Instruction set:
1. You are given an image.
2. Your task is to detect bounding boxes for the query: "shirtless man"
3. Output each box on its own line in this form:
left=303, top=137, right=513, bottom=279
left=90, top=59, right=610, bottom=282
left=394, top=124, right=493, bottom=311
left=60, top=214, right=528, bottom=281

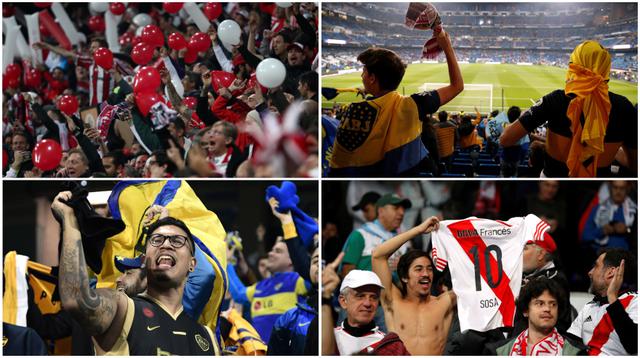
left=371, top=216, right=456, bottom=355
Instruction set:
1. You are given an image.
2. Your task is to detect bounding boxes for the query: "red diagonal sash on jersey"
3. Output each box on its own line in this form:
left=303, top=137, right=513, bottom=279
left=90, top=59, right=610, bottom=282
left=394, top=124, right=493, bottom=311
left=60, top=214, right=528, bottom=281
left=587, top=295, right=634, bottom=355
left=448, top=219, right=516, bottom=327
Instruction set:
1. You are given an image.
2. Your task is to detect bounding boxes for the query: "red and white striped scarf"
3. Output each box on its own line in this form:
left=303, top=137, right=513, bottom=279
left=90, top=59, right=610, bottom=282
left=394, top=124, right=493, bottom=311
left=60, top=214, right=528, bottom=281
left=510, top=328, right=564, bottom=356
left=89, top=63, right=112, bottom=106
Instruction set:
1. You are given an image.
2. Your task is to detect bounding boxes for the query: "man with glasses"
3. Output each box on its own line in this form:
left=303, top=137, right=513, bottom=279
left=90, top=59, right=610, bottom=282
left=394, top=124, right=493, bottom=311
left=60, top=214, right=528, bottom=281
left=53, top=191, right=219, bottom=355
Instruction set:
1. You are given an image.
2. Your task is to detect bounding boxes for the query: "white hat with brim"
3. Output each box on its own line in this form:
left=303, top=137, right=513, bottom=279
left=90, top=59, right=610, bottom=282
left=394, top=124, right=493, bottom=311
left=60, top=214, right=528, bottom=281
left=340, top=269, right=385, bottom=292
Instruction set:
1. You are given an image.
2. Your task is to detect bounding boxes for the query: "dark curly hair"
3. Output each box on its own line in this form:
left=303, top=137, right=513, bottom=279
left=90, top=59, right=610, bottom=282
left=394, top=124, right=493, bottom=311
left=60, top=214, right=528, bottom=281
left=516, top=277, right=567, bottom=316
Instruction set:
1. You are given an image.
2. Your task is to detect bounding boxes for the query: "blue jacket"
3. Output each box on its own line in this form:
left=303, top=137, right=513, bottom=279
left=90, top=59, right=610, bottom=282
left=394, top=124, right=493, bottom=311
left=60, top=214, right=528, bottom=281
left=266, top=300, right=317, bottom=355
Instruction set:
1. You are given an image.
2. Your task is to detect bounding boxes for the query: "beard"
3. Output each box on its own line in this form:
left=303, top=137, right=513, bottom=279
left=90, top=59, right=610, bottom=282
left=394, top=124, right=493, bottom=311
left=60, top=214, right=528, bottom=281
left=588, top=280, right=605, bottom=296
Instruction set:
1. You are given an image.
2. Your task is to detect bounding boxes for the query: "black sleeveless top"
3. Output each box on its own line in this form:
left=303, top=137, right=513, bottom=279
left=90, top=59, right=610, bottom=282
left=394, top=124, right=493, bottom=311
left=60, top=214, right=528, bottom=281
left=126, top=295, right=215, bottom=355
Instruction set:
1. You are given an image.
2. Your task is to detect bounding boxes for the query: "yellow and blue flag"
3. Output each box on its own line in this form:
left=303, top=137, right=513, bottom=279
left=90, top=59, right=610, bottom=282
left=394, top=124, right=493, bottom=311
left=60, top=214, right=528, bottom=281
left=329, top=91, right=428, bottom=176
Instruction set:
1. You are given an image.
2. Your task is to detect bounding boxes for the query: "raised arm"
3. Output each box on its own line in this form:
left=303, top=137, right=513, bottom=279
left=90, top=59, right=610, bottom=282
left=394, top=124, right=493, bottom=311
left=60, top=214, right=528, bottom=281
left=371, top=216, right=439, bottom=300
left=33, top=42, right=77, bottom=61
left=435, top=30, right=464, bottom=106
left=269, top=198, right=311, bottom=283
left=52, top=191, right=125, bottom=338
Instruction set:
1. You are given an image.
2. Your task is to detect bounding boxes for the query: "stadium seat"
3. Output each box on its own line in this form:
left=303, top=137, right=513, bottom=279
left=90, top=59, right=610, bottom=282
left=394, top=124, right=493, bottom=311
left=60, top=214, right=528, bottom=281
left=476, top=163, right=500, bottom=176
left=442, top=173, right=466, bottom=178
left=451, top=163, right=474, bottom=177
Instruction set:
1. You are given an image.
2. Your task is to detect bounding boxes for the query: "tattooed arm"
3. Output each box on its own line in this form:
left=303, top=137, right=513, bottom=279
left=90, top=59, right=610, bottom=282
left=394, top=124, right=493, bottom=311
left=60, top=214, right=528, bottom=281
left=52, top=191, right=127, bottom=343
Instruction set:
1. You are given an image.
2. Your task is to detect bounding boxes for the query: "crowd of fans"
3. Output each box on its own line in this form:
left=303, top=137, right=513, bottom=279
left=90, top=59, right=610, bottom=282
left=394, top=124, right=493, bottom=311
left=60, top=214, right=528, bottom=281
left=324, top=101, right=636, bottom=178
left=322, top=181, right=638, bottom=355
left=323, top=2, right=638, bottom=75
left=3, top=3, right=319, bottom=178
left=3, top=180, right=319, bottom=355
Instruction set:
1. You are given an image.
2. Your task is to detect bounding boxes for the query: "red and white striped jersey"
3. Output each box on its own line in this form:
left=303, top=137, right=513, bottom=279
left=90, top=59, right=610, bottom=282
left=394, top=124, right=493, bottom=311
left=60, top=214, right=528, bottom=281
left=77, top=55, right=112, bottom=106
left=431, top=214, right=549, bottom=332
left=567, top=292, right=637, bottom=355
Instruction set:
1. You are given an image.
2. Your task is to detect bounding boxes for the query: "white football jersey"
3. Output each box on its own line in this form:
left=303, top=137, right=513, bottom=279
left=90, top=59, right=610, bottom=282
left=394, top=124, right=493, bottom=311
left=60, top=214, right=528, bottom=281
left=431, top=214, right=549, bottom=332
left=568, top=292, right=637, bottom=355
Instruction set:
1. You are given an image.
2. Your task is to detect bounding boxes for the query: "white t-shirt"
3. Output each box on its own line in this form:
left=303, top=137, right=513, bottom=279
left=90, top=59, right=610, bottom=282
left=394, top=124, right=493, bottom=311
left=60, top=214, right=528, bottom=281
left=568, top=292, right=637, bottom=355
left=431, top=214, right=549, bottom=332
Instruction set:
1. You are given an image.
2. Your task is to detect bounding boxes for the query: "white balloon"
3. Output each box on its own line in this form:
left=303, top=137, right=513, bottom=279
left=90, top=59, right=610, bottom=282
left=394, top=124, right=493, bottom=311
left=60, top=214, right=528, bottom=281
left=132, top=13, right=152, bottom=27
left=135, top=26, right=144, bottom=37
left=256, top=58, right=287, bottom=89
left=218, top=20, right=241, bottom=46
left=89, top=3, right=109, bottom=13
left=277, top=2, right=293, bottom=8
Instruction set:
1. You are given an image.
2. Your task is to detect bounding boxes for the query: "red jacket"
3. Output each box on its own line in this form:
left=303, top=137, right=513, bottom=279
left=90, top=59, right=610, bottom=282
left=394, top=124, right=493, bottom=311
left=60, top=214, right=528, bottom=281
left=211, top=96, right=253, bottom=151
left=360, top=332, right=411, bottom=356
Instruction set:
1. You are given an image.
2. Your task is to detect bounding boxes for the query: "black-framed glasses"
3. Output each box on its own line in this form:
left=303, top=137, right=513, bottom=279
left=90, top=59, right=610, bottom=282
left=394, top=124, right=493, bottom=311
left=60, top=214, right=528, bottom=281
left=148, top=234, right=189, bottom=249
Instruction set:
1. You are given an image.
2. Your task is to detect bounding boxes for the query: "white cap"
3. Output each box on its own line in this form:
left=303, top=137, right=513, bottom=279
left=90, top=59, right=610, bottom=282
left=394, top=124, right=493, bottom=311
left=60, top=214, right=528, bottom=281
left=340, top=270, right=385, bottom=292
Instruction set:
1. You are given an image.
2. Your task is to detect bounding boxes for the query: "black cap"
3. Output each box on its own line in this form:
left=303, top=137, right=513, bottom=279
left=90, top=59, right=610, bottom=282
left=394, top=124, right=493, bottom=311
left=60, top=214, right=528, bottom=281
left=376, top=193, right=412, bottom=209
left=352, top=191, right=382, bottom=211
left=114, top=254, right=145, bottom=273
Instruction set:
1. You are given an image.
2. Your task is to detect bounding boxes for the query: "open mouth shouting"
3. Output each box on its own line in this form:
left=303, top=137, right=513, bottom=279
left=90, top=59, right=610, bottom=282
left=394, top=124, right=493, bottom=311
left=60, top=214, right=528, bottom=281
left=155, top=253, right=177, bottom=270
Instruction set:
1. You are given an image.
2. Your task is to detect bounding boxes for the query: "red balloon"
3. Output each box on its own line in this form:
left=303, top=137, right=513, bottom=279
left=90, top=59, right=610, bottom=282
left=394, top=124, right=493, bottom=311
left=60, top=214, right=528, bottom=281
left=88, top=15, right=105, bottom=32
left=5, top=75, right=19, bottom=89
left=183, top=48, right=198, bottom=64
left=188, top=32, right=211, bottom=53
left=109, top=2, right=126, bottom=16
left=93, top=47, right=113, bottom=70
left=119, top=32, right=134, bottom=46
left=182, top=96, right=197, bottom=109
left=5, top=63, right=22, bottom=80
left=34, top=3, right=52, bottom=8
left=25, top=69, right=42, bottom=88
left=131, top=42, right=154, bottom=65
left=39, top=22, right=51, bottom=37
left=247, top=73, right=268, bottom=94
left=211, top=71, right=235, bottom=94
left=3, top=6, right=14, bottom=17
left=132, top=35, right=143, bottom=46
left=202, top=3, right=222, bottom=21
left=133, top=66, right=161, bottom=93
left=163, top=3, right=184, bottom=14
left=57, top=95, right=79, bottom=115
left=135, top=91, right=165, bottom=116
left=167, top=32, right=187, bottom=50
left=141, top=25, right=164, bottom=48
left=32, top=139, right=63, bottom=171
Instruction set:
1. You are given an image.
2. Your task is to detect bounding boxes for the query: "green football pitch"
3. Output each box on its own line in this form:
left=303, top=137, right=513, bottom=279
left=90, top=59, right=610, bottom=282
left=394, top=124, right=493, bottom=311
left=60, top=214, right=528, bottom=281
left=322, top=63, right=638, bottom=113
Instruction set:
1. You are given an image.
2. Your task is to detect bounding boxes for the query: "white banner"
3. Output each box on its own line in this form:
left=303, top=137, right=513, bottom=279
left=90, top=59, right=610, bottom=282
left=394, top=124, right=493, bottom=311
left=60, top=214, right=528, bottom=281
left=3, top=17, right=32, bottom=61
left=2, top=19, right=19, bottom=72
left=51, top=3, right=86, bottom=45
left=163, top=57, right=185, bottom=98
left=105, top=11, right=122, bottom=53
left=25, top=13, right=43, bottom=64
left=182, top=3, right=211, bottom=33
